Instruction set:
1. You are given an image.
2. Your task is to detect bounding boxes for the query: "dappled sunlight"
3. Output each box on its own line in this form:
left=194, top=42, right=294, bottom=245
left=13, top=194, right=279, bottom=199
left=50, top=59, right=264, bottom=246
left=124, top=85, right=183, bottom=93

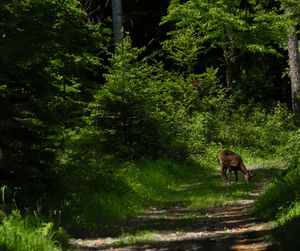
left=71, top=167, right=277, bottom=250
left=1, top=0, right=298, bottom=250
left=71, top=202, right=273, bottom=251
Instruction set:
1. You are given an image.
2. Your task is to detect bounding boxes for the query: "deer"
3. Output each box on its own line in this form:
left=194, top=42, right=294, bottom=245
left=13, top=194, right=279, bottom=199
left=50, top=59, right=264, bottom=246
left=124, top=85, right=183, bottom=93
left=218, top=150, right=255, bottom=185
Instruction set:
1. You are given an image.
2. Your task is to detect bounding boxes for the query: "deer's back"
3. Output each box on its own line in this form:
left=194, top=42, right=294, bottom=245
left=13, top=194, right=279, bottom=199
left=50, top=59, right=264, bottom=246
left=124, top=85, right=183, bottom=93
left=218, top=150, right=242, bottom=168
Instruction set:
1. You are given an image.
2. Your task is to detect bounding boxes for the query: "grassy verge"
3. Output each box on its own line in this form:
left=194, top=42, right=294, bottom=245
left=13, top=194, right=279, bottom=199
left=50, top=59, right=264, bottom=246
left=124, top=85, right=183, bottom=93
left=70, top=155, right=281, bottom=249
left=251, top=157, right=300, bottom=249
left=164, top=154, right=281, bottom=211
left=63, top=147, right=283, bottom=238
left=0, top=210, right=67, bottom=251
left=62, top=158, right=206, bottom=236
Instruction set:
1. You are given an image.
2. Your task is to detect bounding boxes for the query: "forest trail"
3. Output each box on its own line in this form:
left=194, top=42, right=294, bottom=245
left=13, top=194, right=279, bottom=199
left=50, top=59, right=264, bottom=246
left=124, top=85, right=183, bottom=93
left=72, top=174, right=276, bottom=251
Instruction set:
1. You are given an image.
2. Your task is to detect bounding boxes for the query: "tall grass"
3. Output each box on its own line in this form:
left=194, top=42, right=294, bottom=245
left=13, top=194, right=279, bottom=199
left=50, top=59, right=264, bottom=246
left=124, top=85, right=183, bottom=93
left=252, top=160, right=300, bottom=218
left=0, top=210, right=62, bottom=251
left=251, top=156, right=300, bottom=249
left=60, top=158, right=206, bottom=235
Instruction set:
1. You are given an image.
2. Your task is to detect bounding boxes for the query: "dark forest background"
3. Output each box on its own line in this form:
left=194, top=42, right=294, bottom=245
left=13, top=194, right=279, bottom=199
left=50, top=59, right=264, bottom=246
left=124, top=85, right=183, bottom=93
left=0, top=0, right=299, bottom=249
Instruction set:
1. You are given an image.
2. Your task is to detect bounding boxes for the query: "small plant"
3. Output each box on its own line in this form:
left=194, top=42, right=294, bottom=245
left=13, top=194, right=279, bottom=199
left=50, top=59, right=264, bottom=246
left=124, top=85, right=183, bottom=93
left=0, top=210, right=61, bottom=251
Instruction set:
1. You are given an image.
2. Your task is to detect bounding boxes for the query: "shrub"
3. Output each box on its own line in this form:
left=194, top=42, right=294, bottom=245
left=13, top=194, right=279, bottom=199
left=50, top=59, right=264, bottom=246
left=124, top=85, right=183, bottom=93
left=252, top=160, right=300, bottom=219
left=251, top=157, right=300, bottom=249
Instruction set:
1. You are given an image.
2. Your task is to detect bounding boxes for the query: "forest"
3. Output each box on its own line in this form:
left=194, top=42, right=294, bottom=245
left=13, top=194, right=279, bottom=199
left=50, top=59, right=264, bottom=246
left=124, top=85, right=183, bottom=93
left=0, top=0, right=300, bottom=250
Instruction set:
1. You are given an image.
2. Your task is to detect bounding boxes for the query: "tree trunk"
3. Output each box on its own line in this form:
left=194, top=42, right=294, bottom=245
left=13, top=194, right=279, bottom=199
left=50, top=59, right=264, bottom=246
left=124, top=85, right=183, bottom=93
left=223, top=47, right=235, bottom=90
left=112, top=0, right=123, bottom=50
left=285, top=7, right=300, bottom=116
left=222, top=25, right=239, bottom=91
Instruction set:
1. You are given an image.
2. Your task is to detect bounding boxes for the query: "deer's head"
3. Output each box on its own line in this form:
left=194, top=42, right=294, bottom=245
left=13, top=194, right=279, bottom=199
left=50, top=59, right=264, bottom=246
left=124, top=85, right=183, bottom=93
left=245, top=170, right=255, bottom=182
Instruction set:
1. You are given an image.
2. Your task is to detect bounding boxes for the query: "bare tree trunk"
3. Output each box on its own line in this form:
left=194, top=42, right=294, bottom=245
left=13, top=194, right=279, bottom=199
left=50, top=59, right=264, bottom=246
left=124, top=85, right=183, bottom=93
left=112, top=0, right=123, bottom=50
left=285, top=7, right=300, bottom=116
left=223, top=47, right=235, bottom=90
left=222, top=25, right=239, bottom=91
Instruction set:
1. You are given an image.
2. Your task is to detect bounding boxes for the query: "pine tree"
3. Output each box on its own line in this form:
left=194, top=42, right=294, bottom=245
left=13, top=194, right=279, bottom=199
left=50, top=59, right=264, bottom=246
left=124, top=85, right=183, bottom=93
left=0, top=0, right=107, bottom=207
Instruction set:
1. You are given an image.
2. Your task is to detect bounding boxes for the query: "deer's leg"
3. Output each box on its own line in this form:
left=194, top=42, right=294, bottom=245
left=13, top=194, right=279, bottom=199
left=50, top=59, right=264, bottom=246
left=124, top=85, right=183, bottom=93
left=221, top=166, right=228, bottom=185
left=228, top=167, right=232, bottom=185
left=235, top=170, right=238, bottom=184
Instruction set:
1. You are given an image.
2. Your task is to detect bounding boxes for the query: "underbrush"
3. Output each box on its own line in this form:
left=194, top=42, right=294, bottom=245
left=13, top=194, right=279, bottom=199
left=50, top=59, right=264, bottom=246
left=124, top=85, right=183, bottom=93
left=59, top=157, right=206, bottom=235
left=251, top=145, right=300, bottom=249
left=3, top=93, right=291, bottom=241
left=60, top=152, right=278, bottom=237
left=0, top=210, right=66, bottom=251
left=56, top=101, right=296, bottom=236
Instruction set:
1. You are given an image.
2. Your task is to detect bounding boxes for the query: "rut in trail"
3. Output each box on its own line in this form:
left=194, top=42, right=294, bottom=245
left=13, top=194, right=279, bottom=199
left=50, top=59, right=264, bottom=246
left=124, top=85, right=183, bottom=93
left=72, top=178, right=276, bottom=250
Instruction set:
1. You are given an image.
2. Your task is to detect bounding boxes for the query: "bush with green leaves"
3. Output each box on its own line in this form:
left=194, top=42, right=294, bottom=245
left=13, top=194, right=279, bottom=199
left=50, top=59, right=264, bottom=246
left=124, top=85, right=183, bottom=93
left=251, top=127, right=300, bottom=219
left=251, top=155, right=300, bottom=249
left=252, top=162, right=300, bottom=218
left=211, top=103, right=295, bottom=155
left=272, top=200, right=300, bottom=249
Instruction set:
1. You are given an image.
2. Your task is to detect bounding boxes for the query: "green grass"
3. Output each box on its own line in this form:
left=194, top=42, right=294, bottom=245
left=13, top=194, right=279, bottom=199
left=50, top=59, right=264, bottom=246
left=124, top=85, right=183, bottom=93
left=164, top=164, right=276, bottom=210
left=113, top=230, right=157, bottom=246
left=252, top=160, right=300, bottom=219
left=78, top=157, right=279, bottom=247
left=63, top=152, right=281, bottom=239
left=0, top=210, right=62, bottom=251
left=251, top=158, right=300, bottom=249
left=58, top=144, right=286, bottom=251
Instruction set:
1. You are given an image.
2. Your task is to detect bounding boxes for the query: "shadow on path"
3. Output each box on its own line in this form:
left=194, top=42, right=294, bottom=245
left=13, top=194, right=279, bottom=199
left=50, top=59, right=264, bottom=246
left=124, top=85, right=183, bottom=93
left=72, top=168, right=278, bottom=250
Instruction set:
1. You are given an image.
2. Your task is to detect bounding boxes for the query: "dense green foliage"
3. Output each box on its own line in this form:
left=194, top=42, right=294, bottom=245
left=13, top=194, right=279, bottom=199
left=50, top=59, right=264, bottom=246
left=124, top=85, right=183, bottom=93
left=251, top=131, right=300, bottom=249
left=0, top=210, right=66, bottom=251
left=0, top=0, right=299, bottom=249
left=0, top=0, right=108, bottom=209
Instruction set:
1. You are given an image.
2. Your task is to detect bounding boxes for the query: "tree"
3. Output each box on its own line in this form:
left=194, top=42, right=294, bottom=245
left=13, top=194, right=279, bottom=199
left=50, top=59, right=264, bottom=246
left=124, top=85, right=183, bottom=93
left=94, top=35, right=167, bottom=157
left=161, top=0, right=255, bottom=88
left=284, top=5, right=300, bottom=115
left=93, top=34, right=201, bottom=158
left=161, top=0, right=286, bottom=92
left=255, top=0, right=300, bottom=114
left=0, top=0, right=107, bottom=208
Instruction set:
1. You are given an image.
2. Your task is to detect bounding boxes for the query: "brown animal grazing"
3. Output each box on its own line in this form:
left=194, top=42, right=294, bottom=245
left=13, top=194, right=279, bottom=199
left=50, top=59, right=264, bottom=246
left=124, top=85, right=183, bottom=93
left=218, top=150, right=255, bottom=185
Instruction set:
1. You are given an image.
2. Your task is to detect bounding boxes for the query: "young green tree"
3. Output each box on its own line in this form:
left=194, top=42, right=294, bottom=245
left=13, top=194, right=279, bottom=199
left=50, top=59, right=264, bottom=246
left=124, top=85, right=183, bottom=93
left=93, top=34, right=200, bottom=159
left=94, top=35, right=165, bottom=157
left=161, top=0, right=286, bottom=90
left=161, top=0, right=255, bottom=87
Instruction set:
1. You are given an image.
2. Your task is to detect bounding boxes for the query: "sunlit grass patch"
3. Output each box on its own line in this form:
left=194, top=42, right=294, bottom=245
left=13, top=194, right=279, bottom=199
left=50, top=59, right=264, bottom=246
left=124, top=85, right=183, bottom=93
left=113, top=230, right=156, bottom=246
left=73, top=158, right=281, bottom=247
left=172, top=171, right=260, bottom=210
left=164, top=162, right=279, bottom=214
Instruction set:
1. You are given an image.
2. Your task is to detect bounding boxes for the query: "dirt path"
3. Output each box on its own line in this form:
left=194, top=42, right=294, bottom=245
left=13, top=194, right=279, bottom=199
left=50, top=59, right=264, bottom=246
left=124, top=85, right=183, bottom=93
left=72, top=179, right=276, bottom=250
